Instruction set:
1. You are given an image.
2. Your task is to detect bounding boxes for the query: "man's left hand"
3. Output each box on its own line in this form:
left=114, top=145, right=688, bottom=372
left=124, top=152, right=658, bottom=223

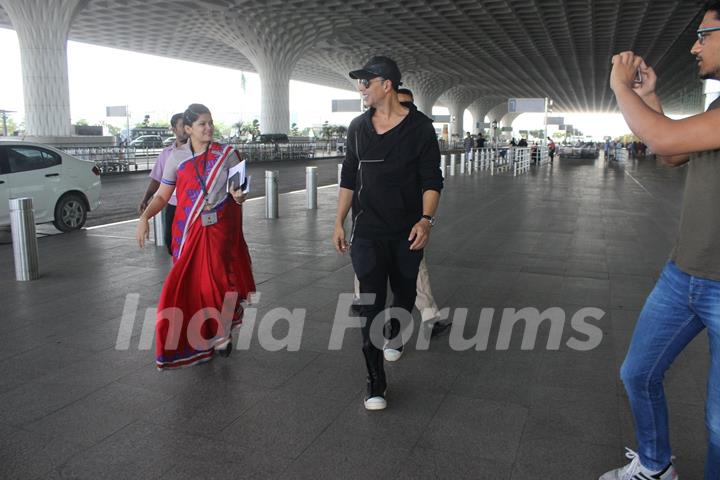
left=409, top=219, right=431, bottom=250
left=610, top=51, right=644, bottom=92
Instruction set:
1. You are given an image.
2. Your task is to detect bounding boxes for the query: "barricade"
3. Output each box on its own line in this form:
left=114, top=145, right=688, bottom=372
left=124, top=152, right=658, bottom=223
left=513, top=147, right=531, bottom=176
left=449, top=154, right=457, bottom=176
left=306, top=166, right=317, bottom=209
left=9, top=198, right=40, bottom=281
left=265, top=170, right=279, bottom=218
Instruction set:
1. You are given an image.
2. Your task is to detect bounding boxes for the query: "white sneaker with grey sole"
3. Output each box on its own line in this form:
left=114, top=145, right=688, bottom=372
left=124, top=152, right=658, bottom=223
left=599, top=448, right=678, bottom=480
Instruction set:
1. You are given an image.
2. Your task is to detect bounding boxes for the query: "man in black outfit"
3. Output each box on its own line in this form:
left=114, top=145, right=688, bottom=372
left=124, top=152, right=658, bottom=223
left=333, top=56, right=443, bottom=410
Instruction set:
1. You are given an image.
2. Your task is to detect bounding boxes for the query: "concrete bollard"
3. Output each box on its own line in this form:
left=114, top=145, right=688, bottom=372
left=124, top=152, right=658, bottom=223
left=265, top=170, right=279, bottom=219
left=306, top=166, right=318, bottom=209
left=440, top=154, right=448, bottom=177
left=337, top=163, right=343, bottom=186
left=449, top=153, right=457, bottom=176
left=153, top=207, right=166, bottom=247
left=460, top=154, right=466, bottom=174
left=9, top=198, right=40, bottom=281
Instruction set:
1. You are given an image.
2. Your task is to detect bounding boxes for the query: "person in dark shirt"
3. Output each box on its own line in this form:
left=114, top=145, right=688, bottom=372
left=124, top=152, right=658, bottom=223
left=333, top=56, right=443, bottom=411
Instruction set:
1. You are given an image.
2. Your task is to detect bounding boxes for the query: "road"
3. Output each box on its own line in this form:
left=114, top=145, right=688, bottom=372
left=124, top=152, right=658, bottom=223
left=85, top=156, right=343, bottom=227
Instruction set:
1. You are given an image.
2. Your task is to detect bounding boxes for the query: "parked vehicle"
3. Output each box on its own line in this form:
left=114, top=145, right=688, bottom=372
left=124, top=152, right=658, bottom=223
left=162, top=136, right=175, bottom=147
left=558, top=142, right=599, bottom=158
left=0, top=141, right=101, bottom=231
left=129, top=135, right=163, bottom=148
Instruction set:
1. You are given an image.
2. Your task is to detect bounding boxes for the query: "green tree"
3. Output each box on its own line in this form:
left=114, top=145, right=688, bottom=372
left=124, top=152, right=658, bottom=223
left=235, top=119, right=260, bottom=141
left=1, top=115, right=18, bottom=136
left=98, top=121, right=121, bottom=136
left=213, top=121, right=231, bottom=139
left=75, top=118, right=89, bottom=126
left=290, top=122, right=300, bottom=136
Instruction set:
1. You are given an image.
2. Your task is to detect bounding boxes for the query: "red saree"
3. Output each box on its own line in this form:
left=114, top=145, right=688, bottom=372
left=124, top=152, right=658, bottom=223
left=155, top=143, right=255, bottom=370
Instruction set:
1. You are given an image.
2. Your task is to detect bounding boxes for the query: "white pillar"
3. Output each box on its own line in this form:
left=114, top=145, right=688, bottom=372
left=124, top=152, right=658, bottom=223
left=0, top=0, right=86, bottom=137
left=257, top=64, right=291, bottom=135
left=449, top=103, right=466, bottom=139
left=415, top=93, right=439, bottom=117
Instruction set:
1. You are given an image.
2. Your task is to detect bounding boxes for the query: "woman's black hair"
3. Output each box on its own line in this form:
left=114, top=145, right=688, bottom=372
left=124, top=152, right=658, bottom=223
left=183, top=103, right=211, bottom=127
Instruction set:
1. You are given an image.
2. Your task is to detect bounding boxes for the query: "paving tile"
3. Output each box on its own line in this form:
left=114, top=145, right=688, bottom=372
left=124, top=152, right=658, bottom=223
left=0, top=423, right=86, bottom=480
left=277, top=426, right=411, bottom=479
left=24, top=382, right=172, bottom=447
left=395, top=446, right=513, bottom=480
left=222, top=389, right=347, bottom=459
left=418, top=394, right=527, bottom=463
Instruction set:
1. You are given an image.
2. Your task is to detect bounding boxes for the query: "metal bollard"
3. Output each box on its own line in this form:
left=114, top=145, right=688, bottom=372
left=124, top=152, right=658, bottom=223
left=306, top=166, right=317, bottom=209
left=474, top=155, right=479, bottom=172
left=265, top=170, right=279, bottom=219
left=337, top=163, right=343, bottom=185
left=440, top=154, right=448, bottom=177
left=9, top=197, right=40, bottom=281
left=449, top=154, right=457, bottom=176
left=153, top=207, right=166, bottom=247
left=460, top=154, right=466, bottom=174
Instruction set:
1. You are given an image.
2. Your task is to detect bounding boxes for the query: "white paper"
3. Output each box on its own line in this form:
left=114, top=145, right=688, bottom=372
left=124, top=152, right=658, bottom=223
left=227, top=160, right=248, bottom=193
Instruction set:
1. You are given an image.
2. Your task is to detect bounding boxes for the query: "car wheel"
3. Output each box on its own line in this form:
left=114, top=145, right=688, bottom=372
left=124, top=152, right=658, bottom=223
left=53, top=193, right=87, bottom=232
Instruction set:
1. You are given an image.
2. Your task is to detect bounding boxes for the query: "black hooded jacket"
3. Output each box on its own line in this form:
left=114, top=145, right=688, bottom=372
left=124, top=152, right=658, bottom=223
left=340, top=103, right=443, bottom=240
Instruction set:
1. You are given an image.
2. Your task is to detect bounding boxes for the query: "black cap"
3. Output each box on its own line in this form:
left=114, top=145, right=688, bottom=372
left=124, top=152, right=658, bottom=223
left=349, top=56, right=402, bottom=86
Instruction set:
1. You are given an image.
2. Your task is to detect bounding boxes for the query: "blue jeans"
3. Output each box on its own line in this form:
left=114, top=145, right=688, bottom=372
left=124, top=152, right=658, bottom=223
left=621, top=261, right=720, bottom=478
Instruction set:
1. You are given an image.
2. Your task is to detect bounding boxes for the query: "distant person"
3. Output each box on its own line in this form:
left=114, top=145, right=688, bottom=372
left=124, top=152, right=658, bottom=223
left=464, top=131, right=474, bottom=159
left=601, top=3, right=720, bottom=479
left=547, top=137, right=556, bottom=162
left=136, top=103, right=255, bottom=369
left=476, top=132, right=486, bottom=148
left=518, top=137, right=528, bottom=147
left=138, top=113, right=186, bottom=255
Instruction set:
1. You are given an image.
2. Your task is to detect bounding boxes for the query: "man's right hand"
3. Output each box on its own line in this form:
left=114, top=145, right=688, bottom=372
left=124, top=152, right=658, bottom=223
left=333, top=224, right=348, bottom=253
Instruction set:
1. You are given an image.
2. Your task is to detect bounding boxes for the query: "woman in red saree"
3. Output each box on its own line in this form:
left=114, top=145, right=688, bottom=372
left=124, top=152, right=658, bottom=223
left=136, top=104, right=255, bottom=370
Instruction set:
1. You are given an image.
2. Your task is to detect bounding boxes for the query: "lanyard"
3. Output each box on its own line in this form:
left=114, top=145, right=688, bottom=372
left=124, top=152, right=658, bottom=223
left=190, top=143, right=212, bottom=207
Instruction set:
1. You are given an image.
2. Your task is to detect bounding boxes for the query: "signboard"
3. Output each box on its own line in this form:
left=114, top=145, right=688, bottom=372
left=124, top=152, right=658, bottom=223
left=331, top=99, right=362, bottom=113
left=559, top=124, right=572, bottom=131
left=478, top=122, right=491, bottom=128
left=547, top=116, right=564, bottom=125
left=432, top=115, right=451, bottom=123
left=106, top=105, right=127, bottom=117
left=501, top=126, right=513, bottom=132
left=508, top=98, right=545, bottom=113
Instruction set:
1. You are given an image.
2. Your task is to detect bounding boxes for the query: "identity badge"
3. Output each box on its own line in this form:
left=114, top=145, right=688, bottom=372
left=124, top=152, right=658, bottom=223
left=201, top=211, right=218, bottom=227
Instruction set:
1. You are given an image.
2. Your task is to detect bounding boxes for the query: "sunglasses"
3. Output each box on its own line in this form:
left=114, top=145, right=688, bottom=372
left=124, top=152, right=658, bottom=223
left=697, top=26, right=720, bottom=45
left=357, top=77, right=385, bottom=88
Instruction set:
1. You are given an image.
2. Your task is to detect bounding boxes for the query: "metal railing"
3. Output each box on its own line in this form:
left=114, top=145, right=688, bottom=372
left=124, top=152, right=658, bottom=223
left=229, top=142, right=317, bottom=163
left=57, top=142, right=321, bottom=174
left=59, top=145, right=163, bottom=173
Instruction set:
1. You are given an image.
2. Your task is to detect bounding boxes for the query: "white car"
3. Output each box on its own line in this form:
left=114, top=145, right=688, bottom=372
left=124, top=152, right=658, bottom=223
left=0, top=141, right=101, bottom=232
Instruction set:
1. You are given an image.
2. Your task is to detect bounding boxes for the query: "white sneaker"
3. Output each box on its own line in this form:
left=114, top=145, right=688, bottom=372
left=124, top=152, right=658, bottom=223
left=383, top=347, right=403, bottom=362
left=599, top=448, right=678, bottom=480
left=363, top=395, right=387, bottom=410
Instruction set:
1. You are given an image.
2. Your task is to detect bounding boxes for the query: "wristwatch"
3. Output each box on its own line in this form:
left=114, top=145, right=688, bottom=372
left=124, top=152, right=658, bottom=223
left=421, top=215, right=436, bottom=227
